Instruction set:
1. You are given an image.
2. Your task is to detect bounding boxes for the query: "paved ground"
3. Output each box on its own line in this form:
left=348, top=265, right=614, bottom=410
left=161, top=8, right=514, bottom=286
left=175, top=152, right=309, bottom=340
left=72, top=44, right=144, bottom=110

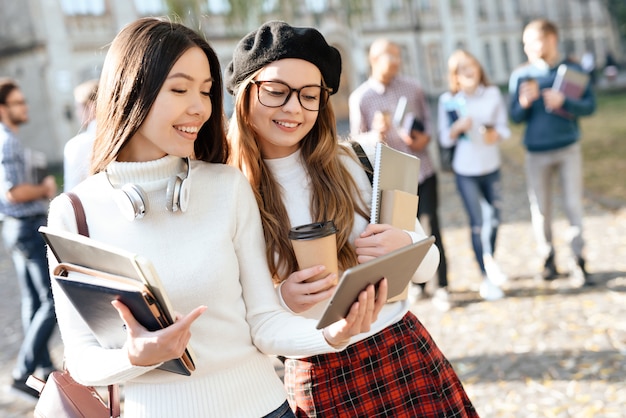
left=411, top=154, right=626, bottom=418
left=1, top=146, right=625, bottom=417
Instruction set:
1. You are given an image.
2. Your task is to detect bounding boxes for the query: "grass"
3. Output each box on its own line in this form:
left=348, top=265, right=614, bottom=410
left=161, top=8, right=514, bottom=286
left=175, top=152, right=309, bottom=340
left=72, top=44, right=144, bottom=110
left=500, top=90, right=626, bottom=209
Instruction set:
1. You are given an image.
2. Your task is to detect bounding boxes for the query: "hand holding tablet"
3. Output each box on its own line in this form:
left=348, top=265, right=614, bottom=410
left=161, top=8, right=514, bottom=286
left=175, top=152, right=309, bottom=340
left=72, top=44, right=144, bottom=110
left=317, top=236, right=435, bottom=329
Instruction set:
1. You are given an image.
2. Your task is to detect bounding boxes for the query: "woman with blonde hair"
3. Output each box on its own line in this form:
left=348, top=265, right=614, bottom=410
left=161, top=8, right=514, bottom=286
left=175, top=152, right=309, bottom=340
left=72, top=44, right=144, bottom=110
left=227, top=21, right=478, bottom=417
left=438, top=49, right=511, bottom=300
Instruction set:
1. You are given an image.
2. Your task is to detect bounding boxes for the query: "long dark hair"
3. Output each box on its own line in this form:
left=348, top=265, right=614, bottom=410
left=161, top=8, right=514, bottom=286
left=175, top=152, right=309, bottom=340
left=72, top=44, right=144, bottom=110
left=91, top=17, right=228, bottom=174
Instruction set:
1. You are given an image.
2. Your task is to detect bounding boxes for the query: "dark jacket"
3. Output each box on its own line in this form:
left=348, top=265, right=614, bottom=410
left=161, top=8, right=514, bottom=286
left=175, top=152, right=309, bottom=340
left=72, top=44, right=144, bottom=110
left=508, top=59, right=596, bottom=152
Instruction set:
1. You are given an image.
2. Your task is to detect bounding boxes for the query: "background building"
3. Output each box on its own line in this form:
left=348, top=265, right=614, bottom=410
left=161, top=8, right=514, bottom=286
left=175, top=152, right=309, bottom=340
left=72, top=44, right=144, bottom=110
left=0, top=0, right=622, bottom=167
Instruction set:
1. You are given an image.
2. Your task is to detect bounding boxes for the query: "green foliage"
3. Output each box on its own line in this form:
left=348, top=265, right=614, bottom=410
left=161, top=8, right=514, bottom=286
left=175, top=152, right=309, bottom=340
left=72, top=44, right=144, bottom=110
left=345, top=0, right=367, bottom=15
left=164, top=0, right=199, bottom=17
left=164, top=0, right=369, bottom=27
left=226, top=0, right=255, bottom=22
left=578, top=91, right=626, bottom=203
left=502, top=90, right=626, bottom=206
left=603, top=0, right=626, bottom=43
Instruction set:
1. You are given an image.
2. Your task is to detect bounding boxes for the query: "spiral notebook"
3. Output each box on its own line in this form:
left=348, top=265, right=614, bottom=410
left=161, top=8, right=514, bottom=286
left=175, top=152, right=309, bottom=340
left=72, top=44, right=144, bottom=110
left=370, top=142, right=420, bottom=224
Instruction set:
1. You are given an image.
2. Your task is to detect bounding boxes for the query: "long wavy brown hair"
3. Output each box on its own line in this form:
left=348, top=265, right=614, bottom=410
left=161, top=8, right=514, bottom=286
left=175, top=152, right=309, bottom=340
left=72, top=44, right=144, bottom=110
left=228, top=74, right=369, bottom=283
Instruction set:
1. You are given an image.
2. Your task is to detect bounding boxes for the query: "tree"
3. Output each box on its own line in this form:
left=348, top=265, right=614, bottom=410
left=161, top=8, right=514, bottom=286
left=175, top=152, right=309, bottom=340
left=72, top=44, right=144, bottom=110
left=602, top=0, right=626, bottom=54
left=163, top=0, right=203, bottom=28
left=163, top=0, right=369, bottom=29
left=0, top=0, right=38, bottom=57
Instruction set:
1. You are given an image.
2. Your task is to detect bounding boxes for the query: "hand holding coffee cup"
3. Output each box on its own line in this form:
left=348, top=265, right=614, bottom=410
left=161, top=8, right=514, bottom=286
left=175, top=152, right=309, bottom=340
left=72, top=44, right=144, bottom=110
left=289, top=221, right=339, bottom=290
left=480, top=125, right=498, bottom=144
left=372, top=111, right=392, bottom=141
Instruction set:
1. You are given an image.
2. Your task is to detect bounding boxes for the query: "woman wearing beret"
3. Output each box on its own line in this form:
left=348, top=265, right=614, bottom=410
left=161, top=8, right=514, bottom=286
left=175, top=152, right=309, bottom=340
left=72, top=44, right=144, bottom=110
left=47, top=17, right=386, bottom=418
left=226, top=21, right=478, bottom=417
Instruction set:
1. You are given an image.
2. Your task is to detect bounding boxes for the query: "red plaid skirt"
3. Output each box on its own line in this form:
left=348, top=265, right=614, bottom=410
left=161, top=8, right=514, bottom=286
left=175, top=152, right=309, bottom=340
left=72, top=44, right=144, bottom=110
left=284, top=312, right=478, bottom=417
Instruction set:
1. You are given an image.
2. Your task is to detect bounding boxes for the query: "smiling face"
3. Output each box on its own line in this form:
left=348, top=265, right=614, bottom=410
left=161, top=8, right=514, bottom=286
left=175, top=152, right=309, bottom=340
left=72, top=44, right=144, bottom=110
left=248, top=58, right=322, bottom=159
left=119, top=46, right=213, bottom=162
left=523, top=28, right=559, bottom=65
left=456, top=56, right=481, bottom=92
left=369, top=41, right=402, bottom=85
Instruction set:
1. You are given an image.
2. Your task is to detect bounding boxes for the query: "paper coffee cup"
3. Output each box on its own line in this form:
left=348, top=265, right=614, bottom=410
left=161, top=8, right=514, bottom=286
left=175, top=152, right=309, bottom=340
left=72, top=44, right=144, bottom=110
left=289, top=221, right=339, bottom=287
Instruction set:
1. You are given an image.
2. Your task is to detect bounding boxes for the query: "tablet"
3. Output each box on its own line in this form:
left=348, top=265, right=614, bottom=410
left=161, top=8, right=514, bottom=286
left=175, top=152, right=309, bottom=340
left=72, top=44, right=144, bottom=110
left=39, top=226, right=196, bottom=374
left=39, top=226, right=176, bottom=322
left=316, top=235, right=435, bottom=329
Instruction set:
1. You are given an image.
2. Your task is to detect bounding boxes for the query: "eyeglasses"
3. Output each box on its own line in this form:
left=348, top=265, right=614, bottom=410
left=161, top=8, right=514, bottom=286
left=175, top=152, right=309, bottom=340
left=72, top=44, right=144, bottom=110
left=4, top=99, right=27, bottom=107
left=375, top=53, right=400, bottom=63
left=251, top=80, right=332, bottom=112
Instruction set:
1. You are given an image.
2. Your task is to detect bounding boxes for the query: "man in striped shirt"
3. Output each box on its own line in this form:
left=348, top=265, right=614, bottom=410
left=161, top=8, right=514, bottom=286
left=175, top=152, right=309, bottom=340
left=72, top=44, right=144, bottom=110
left=349, top=39, right=451, bottom=311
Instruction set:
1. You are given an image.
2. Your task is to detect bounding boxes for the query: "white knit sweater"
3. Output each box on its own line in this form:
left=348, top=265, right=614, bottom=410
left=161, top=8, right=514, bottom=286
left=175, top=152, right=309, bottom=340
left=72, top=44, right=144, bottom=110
left=437, top=85, right=511, bottom=176
left=47, top=155, right=340, bottom=417
left=266, top=147, right=440, bottom=347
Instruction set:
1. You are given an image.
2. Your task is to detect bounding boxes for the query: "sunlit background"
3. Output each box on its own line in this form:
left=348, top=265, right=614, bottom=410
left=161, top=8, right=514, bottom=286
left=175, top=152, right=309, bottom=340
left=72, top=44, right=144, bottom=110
left=0, top=0, right=624, bottom=168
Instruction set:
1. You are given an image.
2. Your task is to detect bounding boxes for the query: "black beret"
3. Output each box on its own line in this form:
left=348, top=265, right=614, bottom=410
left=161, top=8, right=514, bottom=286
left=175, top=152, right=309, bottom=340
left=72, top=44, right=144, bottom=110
left=225, top=21, right=341, bottom=96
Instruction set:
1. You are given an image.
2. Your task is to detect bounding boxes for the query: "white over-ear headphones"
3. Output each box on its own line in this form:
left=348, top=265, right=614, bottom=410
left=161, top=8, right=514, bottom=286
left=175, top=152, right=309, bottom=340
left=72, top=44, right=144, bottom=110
left=107, top=157, right=191, bottom=221
left=165, top=157, right=191, bottom=213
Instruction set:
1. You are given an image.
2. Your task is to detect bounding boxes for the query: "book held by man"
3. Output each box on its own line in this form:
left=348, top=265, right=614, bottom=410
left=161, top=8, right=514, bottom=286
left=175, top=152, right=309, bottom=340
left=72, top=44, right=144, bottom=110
left=39, top=226, right=196, bottom=376
left=551, top=64, right=590, bottom=119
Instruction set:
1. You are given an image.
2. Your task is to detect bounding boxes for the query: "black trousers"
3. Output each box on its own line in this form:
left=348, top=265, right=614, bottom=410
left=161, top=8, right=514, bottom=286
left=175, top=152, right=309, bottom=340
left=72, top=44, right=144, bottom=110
left=417, top=174, right=448, bottom=288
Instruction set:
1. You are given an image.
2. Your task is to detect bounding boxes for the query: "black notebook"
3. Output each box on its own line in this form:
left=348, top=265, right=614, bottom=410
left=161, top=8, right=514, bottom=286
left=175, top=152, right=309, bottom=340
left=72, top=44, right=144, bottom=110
left=40, top=226, right=196, bottom=376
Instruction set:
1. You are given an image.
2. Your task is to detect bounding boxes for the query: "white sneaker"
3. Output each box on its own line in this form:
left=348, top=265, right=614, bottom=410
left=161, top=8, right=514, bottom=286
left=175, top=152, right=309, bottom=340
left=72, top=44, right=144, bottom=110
left=479, top=277, right=504, bottom=301
left=484, top=255, right=508, bottom=286
left=431, top=288, right=452, bottom=311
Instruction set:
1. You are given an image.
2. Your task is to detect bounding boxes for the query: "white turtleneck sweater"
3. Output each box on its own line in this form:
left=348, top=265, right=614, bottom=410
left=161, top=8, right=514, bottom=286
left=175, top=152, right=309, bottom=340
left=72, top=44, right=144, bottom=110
left=266, top=147, right=440, bottom=348
left=47, top=155, right=341, bottom=417
left=437, top=85, right=511, bottom=176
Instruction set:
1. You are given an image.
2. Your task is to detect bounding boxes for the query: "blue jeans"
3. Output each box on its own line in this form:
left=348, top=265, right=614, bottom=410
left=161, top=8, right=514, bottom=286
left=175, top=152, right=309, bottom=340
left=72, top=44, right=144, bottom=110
left=2, top=215, right=57, bottom=380
left=263, top=400, right=295, bottom=418
left=455, top=169, right=502, bottom=273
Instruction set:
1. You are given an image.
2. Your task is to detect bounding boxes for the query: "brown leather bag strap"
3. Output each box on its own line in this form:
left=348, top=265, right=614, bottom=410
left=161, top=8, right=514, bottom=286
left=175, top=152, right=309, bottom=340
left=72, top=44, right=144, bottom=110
left=63, top=192, right=89, bottom=237
left=348, top=140, right=374, bottom=185
left=62, top=192, right=120, bottom=418
left=109, top=384, right=121, bottom=418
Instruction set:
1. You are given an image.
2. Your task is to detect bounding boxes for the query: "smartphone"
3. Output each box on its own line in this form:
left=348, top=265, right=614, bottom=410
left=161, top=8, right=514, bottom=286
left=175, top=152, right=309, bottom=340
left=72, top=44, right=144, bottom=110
left=410, top=118, right=425, bottom=133
left=446, top=109, right=459, bottom=124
